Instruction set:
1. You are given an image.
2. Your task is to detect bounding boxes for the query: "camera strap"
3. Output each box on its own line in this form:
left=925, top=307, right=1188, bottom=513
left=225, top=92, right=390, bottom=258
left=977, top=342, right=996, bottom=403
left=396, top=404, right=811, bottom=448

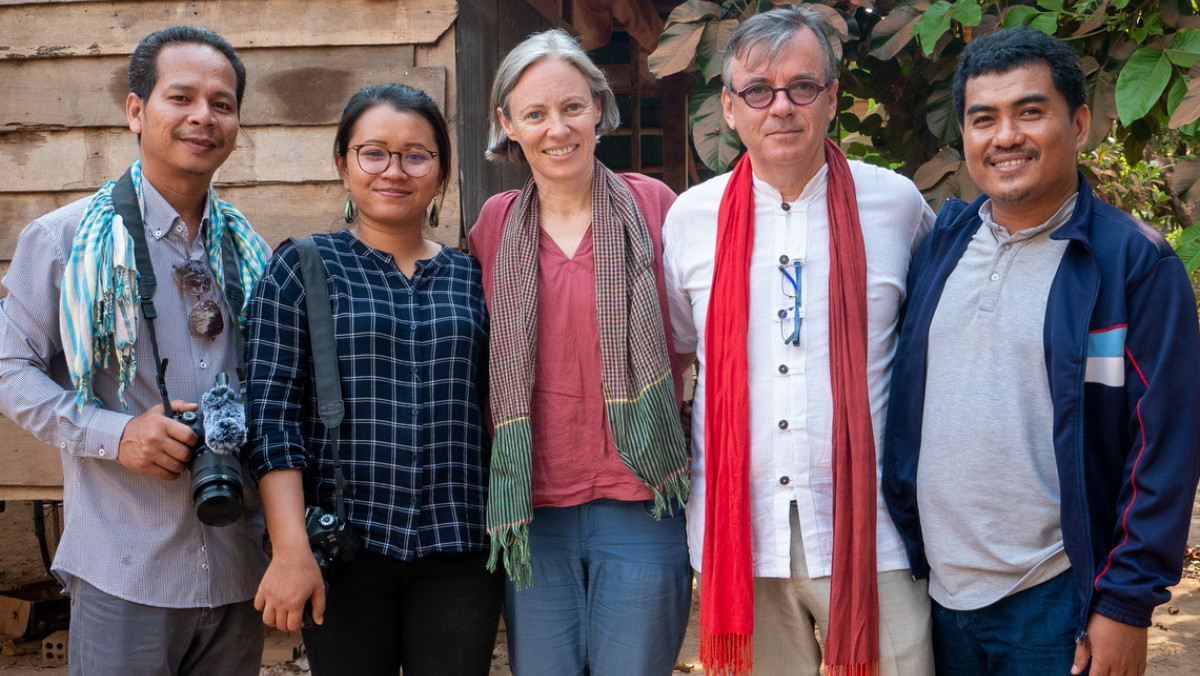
left=113, top=169, right=246, bottom=410
left=289, top=236, right=351, bottom=525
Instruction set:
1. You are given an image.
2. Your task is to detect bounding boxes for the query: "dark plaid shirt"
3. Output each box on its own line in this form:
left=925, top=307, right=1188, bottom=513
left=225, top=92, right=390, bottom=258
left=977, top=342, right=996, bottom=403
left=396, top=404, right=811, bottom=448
left=247, top=230, right=489, bottom=560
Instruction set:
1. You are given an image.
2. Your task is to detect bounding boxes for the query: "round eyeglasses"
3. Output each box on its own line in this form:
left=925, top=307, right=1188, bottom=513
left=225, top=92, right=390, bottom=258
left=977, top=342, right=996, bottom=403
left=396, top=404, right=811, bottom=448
left=731, top=80, right=828, bottom=109
left=350, top=144, right=439, bottom=177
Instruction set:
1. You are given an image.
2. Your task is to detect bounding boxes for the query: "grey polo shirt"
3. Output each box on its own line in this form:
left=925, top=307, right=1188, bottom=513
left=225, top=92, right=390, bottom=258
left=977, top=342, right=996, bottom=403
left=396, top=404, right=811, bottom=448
left=916, top=196, right=1076, bottom=611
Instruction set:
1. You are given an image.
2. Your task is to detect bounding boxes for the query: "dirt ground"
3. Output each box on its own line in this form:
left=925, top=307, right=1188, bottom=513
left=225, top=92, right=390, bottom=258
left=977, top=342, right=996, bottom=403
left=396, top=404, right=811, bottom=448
left=1, top=495, right=1197, bottom=675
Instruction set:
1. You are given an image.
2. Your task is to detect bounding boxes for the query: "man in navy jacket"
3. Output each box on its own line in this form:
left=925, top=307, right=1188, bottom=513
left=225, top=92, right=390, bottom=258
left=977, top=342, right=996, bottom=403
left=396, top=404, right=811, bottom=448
left=883, top=27, right=1200, bottom=676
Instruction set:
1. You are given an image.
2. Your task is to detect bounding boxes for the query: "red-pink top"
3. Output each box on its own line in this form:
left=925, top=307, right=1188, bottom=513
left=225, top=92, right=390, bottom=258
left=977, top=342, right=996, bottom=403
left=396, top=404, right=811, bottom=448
left=468, top=173, right=682, bottom=508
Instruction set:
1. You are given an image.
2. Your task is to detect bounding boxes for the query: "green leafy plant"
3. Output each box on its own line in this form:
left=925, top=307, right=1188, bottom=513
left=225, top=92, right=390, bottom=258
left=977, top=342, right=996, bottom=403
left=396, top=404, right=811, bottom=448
left=650, top=0, right=1200, bottom=285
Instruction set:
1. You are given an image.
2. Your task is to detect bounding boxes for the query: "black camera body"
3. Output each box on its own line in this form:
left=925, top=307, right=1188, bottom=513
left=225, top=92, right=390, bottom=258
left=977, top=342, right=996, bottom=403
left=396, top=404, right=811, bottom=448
left=303, top=505, right=361, bottom=576
left=174, top=409, right=245, bottom=527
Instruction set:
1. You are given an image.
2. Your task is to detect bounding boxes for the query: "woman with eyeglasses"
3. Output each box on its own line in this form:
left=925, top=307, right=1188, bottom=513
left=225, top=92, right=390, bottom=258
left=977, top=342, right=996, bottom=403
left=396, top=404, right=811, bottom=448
left=468, top=29, right=691, bottom=676
left=245, top=84, right=501, bottom=676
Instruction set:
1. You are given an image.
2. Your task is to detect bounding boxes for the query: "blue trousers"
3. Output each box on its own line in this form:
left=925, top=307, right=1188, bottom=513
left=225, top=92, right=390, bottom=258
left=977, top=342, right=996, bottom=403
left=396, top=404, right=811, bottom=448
left=932, top=569, right=1083, bottom=675
left=504, top=498, right=692, bottom=676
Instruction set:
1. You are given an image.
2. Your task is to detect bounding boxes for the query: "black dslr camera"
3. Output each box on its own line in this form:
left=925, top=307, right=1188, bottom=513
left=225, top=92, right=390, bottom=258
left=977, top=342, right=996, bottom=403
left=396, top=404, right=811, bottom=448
left=302, top=505, right=361, bottom=576
left=173, top=373, right=246, bottom=527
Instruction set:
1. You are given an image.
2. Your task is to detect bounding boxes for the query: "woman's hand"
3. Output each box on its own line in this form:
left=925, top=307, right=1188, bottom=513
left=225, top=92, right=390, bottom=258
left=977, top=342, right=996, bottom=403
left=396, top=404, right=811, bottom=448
left=254, top=469, right=327, bottom=630
left=255, top=545, right=326, bottom=631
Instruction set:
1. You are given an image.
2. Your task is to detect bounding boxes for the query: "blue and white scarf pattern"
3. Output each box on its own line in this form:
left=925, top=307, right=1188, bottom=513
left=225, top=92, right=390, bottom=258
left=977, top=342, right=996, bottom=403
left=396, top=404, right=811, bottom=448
left=59, top=159, right=270, bottom=410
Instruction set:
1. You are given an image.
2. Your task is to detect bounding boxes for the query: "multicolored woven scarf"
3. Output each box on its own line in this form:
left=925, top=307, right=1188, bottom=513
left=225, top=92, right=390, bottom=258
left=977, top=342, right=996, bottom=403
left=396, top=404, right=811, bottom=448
left=59, top=158, right=270, bottom=410
left=701, top=139, right=879, bottom=676
left=485, top=160, right=690, bottom=587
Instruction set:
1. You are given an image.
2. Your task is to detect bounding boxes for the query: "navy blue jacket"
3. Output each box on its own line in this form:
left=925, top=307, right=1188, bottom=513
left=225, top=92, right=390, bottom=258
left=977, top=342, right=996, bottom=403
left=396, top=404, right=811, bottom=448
left=883, top=174, right=1200, bottom=629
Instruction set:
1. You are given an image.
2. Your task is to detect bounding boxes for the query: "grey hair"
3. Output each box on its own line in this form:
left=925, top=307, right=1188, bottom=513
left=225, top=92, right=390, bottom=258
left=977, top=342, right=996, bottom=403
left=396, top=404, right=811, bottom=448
left=485, top=28, right=620, bottom=164
left=721, top=5, right=839, bottom=89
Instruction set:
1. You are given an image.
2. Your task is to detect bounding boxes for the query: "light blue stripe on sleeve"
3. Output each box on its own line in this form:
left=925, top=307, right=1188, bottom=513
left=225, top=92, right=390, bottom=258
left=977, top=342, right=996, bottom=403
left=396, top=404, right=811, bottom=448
left=1087, top=326, right=1126, bottom=357
left=1086, top=326, right=1126, bottom=386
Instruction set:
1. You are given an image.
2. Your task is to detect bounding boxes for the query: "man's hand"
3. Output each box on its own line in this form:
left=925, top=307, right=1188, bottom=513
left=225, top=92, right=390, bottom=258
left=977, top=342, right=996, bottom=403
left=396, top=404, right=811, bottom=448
left=1072, top=612, right=1147, bottom=675
left=255, top=547, right=326, bottom=632
left=117, top=400, right=199, bottom=480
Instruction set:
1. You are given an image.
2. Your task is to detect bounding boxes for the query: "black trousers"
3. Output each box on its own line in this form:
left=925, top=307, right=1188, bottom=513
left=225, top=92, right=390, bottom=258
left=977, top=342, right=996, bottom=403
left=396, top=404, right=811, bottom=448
left=303, top=549, right=504, bottom=676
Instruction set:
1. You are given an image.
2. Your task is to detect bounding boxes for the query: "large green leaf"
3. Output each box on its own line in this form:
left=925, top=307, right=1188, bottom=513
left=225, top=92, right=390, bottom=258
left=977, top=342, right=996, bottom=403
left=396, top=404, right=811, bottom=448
left=913, top=1, right=954, bottom=55
left=949, top=0, right=983, bottom=26
left=1002, top=6, right=1042, bottom=28
left=1166, top=29, right=1200, bottom=68
left=690, top=88, right=741, bottom=173
left=1029, top=12, right=1058, bottom=35
left=649, top=21, right=706, bottom=78
left=1174, top=220, right=1200, bottom=274
left=1115, top=48, right=1173, bottom=125
left=869, top=4, right=924, bottom=60
left=697, top=19, right=739, bottom=84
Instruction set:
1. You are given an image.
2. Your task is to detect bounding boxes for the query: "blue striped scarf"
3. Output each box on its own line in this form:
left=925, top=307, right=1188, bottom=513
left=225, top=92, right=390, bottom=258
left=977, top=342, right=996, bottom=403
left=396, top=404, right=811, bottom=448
left=59, top=159, right=270, bottom=410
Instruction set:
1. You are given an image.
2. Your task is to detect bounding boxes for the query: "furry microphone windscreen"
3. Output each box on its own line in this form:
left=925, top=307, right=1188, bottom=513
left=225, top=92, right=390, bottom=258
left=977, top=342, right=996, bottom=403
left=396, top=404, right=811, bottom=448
left=202, top=382, right=246, bottom=456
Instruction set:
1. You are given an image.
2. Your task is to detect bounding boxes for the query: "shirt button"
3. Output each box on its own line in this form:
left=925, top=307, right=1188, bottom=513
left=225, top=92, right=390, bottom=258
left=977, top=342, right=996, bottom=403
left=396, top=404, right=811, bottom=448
left=201, top=563, right=208, bottom=570
left=778, top=255, right=790, bottom=265
left=777, top=309, right=787, bottom=319
left=990, top=273, right=1000, bottom=281
left=778, top=364, right=788, bottom=374
left=781, top=202, right=791, bottom=212
left=1003, top=244, right=1011, bottom=251
left=778, top=419, right=788, bottom=430
left=410, top=496, right=418, bottom=505
left=410, top=366, right=418, bottom=374
left=199, top=360, right=208, bottom=369
left=98, top=446, right=106, bottom=457
left=779, top=476, right=790, bottom=485
left=407, top=288, right=415, bottom=296
left=412, top=407, right=420, bottom=416
left=154, top=230, right=163, bottom=237
left=201, top=545, right=207, bottom=552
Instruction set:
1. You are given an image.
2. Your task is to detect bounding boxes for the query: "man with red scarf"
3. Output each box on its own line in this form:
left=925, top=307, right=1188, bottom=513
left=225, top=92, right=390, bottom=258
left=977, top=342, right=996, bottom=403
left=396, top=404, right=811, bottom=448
left=662, top=6, right=934, bottom=675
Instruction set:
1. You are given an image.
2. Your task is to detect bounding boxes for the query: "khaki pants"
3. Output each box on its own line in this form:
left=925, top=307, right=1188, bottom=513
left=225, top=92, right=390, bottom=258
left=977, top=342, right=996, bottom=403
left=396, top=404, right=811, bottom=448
left=702, top=503, right=934, bottom=676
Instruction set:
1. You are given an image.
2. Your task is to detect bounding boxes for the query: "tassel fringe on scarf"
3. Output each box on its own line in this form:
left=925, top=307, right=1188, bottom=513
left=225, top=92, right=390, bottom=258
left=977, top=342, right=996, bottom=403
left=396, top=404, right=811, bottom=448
left=485, top=161, right=690, bottom=587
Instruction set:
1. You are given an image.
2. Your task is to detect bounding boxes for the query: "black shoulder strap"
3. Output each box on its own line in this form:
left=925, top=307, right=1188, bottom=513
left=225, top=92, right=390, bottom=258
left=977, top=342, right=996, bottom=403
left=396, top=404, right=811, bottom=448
left=113, top=169, right=173, bottom=412
left=289, top=236, right=350, bottom=521
left=115, top=170, right=250, bottom=410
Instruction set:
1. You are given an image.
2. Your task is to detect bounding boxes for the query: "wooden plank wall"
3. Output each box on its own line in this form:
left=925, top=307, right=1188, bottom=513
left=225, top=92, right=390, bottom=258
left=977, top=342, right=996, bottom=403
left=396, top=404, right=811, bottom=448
left=0, top=0, right=461, bottom=490
left=455, top=0, right=552, bottom=237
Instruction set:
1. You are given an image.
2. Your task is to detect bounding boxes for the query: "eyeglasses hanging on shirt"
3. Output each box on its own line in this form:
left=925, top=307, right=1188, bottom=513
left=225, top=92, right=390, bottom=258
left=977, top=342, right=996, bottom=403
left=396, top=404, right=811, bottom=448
left=778, top=260, right=803, bottom=346
left=172, top=259, right=224, bottom=339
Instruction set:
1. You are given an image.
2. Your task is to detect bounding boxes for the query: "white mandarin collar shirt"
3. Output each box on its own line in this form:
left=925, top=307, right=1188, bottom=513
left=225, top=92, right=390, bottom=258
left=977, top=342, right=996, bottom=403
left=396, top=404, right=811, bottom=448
left=663, top=161, right=934, bottom=578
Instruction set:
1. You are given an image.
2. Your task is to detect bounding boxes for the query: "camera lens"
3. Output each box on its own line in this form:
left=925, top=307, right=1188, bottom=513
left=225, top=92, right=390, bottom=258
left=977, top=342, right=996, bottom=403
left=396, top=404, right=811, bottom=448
left=191, top=448, right=245, bottom=527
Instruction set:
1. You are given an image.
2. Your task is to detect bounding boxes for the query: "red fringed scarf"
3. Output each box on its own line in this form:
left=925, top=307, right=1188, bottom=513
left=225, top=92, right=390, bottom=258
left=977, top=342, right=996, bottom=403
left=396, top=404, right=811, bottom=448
left=700, top=138, right=879, bottom=676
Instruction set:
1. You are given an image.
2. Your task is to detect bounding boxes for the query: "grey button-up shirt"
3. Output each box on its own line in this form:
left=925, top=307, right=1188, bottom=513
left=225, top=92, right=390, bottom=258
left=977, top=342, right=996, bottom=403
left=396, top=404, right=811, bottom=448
left=0, top=178, right=266, bottom=607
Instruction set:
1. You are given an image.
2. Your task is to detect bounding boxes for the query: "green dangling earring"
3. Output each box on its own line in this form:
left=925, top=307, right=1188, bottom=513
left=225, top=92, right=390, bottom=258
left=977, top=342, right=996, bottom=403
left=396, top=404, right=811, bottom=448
left=428, top=201, right=439, bottom=229
left=343, top=194, right=358, bottom=224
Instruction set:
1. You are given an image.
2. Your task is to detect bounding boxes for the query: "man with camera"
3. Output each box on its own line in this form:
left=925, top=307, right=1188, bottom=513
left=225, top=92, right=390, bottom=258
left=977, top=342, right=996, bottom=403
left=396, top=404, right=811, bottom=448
left=0, top=26, right=271, bottom=675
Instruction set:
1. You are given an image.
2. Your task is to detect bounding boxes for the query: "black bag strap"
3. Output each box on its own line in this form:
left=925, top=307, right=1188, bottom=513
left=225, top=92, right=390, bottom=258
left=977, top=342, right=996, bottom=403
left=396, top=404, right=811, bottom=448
left=115, top=169, right=248, bottom=409
left=289, top=236, right=350, bottom=523
left=114, top=169, right=172, bottom=412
